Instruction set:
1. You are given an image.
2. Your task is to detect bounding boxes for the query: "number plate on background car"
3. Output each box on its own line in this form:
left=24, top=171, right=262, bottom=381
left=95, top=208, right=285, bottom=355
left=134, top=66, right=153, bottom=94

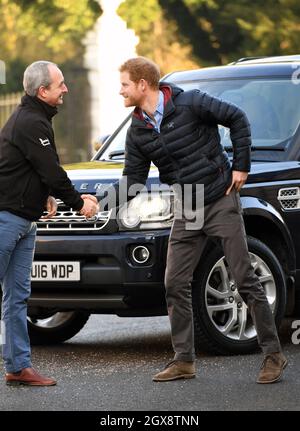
left=31, top=262, right=80, bottom=281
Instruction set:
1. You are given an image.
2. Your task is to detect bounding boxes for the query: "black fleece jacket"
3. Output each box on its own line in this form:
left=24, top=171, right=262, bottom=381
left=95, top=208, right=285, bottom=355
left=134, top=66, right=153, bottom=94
left=105, top=82, right=251, bottom=209
left=0, top=94, right=83, bottom=220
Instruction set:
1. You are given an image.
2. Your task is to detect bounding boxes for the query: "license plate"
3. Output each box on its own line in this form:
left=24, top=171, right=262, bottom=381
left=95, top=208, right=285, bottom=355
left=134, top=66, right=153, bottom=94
left=31, top=261, right=80, bottom=281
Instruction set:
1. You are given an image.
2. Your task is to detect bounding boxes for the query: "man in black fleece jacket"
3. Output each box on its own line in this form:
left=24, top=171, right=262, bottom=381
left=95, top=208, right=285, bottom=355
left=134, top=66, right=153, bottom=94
left=106, top=57, right=287, bottom=384
left=0, top=61, right=98, bottom=386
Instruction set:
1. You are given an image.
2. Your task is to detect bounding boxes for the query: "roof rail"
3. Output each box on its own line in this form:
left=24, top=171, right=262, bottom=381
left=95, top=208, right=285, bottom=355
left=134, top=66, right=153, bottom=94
left=229, top=56, right=268, bottom=65
left=229, top=54, right=300, bottom=66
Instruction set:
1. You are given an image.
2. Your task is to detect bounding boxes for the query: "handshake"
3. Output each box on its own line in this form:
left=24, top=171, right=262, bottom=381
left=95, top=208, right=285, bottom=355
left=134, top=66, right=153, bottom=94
left=80, top=194, right=99, bottom=218
left=43, top=194, right=99, bottom=219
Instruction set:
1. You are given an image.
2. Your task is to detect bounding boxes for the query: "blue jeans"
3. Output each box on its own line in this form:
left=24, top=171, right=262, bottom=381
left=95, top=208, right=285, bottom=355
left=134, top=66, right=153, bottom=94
left=0, top=211, right=36, bottom=373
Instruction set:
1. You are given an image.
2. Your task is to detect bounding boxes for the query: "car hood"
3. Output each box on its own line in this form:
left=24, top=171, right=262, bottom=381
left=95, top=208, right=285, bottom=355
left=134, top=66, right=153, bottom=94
left=64, top=161, right=124, bottom=179
left=64, top=160, right=300, bottom=193
left=248, top=161, right=300, bottom=183
left=64, top=160, right=160, bottom=194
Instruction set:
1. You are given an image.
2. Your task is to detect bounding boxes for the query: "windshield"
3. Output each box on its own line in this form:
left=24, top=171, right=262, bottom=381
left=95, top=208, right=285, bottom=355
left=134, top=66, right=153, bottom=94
left=98, top=78, right=300, bottom=161
left=179, top=78, right=300, bottom=151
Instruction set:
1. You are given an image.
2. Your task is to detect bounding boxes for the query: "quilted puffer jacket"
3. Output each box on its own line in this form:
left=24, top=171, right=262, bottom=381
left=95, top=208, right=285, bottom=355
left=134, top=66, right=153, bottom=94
left=108, top=82, right=251, bottom=207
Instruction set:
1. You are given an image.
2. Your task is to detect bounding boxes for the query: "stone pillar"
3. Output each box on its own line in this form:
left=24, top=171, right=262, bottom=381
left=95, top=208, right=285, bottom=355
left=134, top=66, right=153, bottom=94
left=84, top=0, right=138, bottom=154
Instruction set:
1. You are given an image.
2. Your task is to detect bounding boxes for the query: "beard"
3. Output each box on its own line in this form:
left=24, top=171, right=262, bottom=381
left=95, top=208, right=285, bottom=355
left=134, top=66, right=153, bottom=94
left=123, top=93, right=143, bottom=108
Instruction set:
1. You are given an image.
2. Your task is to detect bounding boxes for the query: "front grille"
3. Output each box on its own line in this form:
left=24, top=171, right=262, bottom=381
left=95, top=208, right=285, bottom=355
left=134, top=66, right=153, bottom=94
left=37, top=200, right=111, bottom=232
left=278, top=187, right=300, bottom=210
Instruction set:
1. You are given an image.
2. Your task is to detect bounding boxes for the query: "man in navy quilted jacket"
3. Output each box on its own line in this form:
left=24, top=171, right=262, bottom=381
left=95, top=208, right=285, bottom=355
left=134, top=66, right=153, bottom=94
left=106, top=57, right=287, bottom=384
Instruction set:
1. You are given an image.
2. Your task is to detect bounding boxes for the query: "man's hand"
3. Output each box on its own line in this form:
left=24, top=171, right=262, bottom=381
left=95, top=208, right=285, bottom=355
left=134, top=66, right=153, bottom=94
left=80, top=198, right=99, bottom=218
left=226, top=170, right=248, bottom=195
left=80, top=194, right=99, bottom=218
left=81, top=194, right=98, bottom=204
left=41, top=196, right=57, bottom=219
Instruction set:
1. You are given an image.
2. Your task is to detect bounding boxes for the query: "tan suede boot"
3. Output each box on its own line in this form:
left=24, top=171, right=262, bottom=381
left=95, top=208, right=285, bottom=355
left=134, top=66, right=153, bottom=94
left=153, top=360, right=196, bottom=382
left=256, top=352, right=288, bottom=384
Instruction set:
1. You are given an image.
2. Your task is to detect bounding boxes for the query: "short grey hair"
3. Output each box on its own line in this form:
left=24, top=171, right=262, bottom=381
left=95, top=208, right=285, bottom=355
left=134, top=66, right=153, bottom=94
left=23, top=61, right=57, bottom=96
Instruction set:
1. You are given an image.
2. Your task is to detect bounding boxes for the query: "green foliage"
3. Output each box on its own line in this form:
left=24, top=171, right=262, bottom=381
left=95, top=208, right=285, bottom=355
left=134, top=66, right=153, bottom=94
left=118, top=0, right=200, bottom=74
left=0, top=0, right=101, bottom=163
left=0, top=0, right=101, bottom=64
left=119, top=0, right=300, bottom=70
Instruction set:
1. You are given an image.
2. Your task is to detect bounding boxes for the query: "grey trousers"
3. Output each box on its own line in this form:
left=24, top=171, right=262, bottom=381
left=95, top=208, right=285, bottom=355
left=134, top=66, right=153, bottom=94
left=165, top=190, right=282, bottom=361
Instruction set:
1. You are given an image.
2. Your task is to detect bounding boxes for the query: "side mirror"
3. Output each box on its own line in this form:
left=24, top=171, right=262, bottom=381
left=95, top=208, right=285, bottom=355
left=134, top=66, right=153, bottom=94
left=94, top=134, right=110, bottom=151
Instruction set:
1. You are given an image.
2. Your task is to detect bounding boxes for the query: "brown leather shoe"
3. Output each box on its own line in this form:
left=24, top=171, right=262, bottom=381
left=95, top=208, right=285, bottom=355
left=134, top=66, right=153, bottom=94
left=153, top=360, right=196, bottom=382
left=256, top=352, right=288, bottom=384
left=5, top=367, right=57, bottom=386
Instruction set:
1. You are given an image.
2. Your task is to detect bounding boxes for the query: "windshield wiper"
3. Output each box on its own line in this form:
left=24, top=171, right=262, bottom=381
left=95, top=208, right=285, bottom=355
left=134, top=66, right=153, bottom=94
left=224, top=145, right=286, bottom=152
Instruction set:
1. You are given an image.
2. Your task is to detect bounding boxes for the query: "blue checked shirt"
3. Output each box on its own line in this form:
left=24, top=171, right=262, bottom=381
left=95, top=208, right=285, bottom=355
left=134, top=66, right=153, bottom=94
left=142, top=91, right=164, bottom=132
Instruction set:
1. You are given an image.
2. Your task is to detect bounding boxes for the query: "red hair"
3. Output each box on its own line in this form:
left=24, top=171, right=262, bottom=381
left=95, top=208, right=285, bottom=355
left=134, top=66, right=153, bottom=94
left=119, top=57, right=160, bottom=90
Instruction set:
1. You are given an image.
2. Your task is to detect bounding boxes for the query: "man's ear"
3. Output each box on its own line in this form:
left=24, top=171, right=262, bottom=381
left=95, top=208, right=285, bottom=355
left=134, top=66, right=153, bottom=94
left=140, top=79, right=147, bottom=91
left=37, top=86, right=47, bottom=99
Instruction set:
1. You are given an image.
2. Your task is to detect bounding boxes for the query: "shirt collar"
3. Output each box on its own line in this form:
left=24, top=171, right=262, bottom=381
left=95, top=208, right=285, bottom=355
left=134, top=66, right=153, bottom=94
left=156, top=90, right=164, bottom=115
left=143, top=91, right=164, bottom=119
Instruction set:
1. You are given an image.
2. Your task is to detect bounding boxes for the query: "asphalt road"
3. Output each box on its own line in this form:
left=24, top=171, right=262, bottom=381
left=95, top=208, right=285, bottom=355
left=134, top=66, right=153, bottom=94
left=0, top=315, right=299, bottom=412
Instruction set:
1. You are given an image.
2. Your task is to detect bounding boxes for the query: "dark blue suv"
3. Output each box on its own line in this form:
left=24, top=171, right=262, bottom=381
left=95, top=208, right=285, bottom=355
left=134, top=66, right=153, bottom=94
left=29, top=55, right=300, bottom=355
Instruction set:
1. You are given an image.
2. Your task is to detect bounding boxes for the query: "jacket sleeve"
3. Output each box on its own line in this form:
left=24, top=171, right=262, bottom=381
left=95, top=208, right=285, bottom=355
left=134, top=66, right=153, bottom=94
left=13, top=119, right=84, bottom=210
left=101, top=129, right=151, bottom=210
left=192, top=90, right=251, bottom=172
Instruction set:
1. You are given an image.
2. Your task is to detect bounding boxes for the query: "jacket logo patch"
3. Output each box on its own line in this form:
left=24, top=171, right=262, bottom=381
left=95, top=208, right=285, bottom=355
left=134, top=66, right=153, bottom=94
left=167, top=122, right=175, bottom=129
left=39, top=138, right=50, bottom=147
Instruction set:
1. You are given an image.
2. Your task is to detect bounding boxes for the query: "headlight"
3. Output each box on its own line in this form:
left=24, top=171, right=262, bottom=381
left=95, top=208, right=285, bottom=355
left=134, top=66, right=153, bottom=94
left=118, top=192, right=174, bottom=230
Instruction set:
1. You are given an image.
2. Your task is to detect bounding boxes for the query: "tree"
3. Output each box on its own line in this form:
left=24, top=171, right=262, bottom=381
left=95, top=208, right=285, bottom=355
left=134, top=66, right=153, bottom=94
left=118, top=0, right=300, bottom=72
left=0, top=0, right=101, bottom=63
left=0, top=0, right=102, bottom=163
left=0, top=0, right=102, bottom=92
left=118, top=0, right=200, bottom=75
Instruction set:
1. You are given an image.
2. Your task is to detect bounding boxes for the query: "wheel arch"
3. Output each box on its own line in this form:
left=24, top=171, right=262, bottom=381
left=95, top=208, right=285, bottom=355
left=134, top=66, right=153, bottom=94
left=241, top=196, right=296, bottom=277
left=193, top=196, right=296, bottom=278
left=192, top=195, right=296, bottom=314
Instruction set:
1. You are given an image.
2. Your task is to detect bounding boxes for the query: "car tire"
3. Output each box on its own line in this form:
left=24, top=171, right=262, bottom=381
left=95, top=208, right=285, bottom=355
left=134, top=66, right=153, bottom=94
left=27, top=311, right=90, bottom=345
left=192, top=236, right=286, bottom=355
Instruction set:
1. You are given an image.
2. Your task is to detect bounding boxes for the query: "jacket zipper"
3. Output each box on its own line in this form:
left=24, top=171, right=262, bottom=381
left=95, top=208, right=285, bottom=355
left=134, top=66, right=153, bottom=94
left=158, top=134, right=181, bottom=184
